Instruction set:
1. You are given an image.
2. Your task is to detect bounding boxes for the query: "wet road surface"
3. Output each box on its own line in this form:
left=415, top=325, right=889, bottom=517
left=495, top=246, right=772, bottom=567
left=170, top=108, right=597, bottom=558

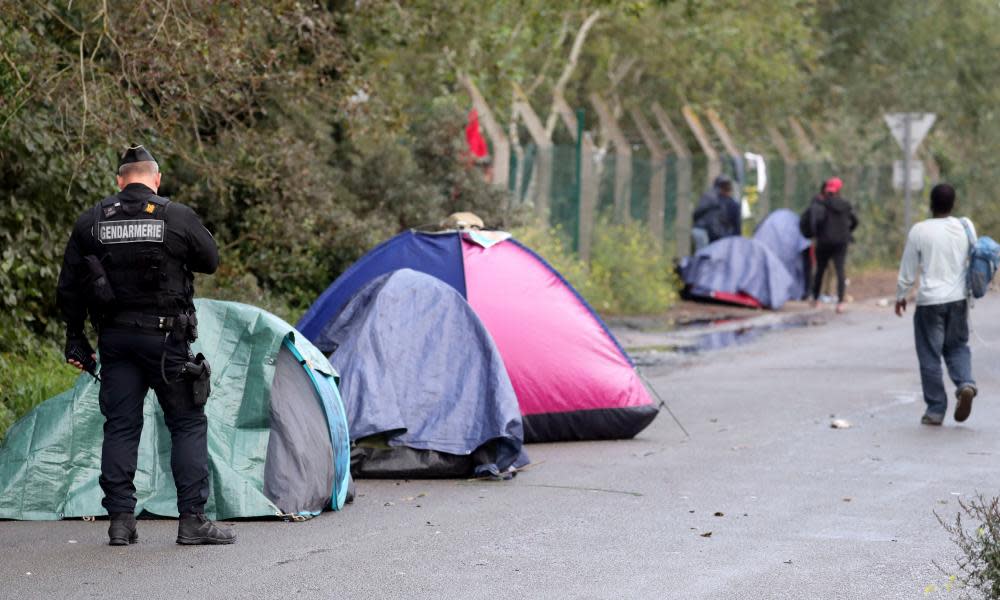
left=2, top=298, right=998, bottom=599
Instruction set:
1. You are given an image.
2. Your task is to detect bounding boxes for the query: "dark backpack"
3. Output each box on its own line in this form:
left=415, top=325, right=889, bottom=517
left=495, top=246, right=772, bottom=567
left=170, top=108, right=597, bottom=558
left=960, top=218, right=1000, bottom=299
left=799, top=203, right=818, bottom=238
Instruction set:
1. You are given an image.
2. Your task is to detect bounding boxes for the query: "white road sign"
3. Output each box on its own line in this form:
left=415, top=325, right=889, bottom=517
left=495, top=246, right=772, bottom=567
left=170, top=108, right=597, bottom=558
left=892, top=160, right=924, bottom=192
left=884, top=113, right=936, bottom=155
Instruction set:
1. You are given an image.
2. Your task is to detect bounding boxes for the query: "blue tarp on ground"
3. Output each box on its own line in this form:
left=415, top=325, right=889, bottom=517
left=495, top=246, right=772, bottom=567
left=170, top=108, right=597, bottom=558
left=681, top=236, right=798, bottom=309
left=321, top=269, right=524, bottom=476
left=754, top=209, right=811, bottom=301
left=297, top=232, right=466, bottom=341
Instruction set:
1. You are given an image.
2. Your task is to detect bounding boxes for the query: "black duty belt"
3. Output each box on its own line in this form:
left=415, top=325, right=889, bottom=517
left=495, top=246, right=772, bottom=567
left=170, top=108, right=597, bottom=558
left=101, top=311, right=178, bottom=334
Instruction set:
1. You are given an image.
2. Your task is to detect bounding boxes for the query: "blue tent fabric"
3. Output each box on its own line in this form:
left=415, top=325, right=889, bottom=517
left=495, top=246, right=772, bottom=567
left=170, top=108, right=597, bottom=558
left=754, top=209, right=811, bottom=300
left=297, top=231, right=466, bottom=341
left=322, top=269, right=524, bottom=475
left=681, top=237, right=797, bottom=309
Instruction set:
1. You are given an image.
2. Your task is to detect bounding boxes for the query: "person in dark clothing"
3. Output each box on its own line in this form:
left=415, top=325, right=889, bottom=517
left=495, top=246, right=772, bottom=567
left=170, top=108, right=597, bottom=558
left=57, top=145, right=235, bottom=546
left=692, top=174, right=741, bottom=250
left=799, top=182, right=828, bottom=300
left=808, top=177, right=858, bottom=313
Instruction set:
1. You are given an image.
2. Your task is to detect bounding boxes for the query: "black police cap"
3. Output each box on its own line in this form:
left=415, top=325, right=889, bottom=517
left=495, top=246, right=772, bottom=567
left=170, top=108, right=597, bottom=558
left=118, top=145, right=156, bottom=170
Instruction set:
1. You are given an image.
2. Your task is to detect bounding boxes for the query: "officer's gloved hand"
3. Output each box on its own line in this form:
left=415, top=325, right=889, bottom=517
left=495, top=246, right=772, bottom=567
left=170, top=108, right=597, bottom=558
left=65, top=332, right=98, bottom=379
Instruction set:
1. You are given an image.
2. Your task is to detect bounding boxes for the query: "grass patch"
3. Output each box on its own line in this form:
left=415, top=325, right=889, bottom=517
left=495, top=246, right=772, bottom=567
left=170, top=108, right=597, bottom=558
left=0, top=344, right=78, bottom=442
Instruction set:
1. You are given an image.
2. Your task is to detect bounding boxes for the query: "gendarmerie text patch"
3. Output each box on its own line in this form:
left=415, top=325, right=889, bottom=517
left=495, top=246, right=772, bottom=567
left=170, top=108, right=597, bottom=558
left=98, top=220, right=166, bottom=244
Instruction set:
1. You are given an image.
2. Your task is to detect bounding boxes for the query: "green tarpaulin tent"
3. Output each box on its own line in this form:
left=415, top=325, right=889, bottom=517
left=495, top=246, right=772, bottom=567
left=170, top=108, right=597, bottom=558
left=0, top=299, right=351, bottom=521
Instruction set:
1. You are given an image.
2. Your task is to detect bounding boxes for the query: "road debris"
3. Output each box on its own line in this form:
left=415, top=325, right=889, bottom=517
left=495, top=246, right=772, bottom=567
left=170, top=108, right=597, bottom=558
left=830, top=419, right=852, bottom=429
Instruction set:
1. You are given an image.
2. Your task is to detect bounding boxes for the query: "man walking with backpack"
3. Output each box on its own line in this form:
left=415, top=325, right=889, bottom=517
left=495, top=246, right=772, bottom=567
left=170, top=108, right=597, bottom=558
left=895, top=184, right=977, bottom=426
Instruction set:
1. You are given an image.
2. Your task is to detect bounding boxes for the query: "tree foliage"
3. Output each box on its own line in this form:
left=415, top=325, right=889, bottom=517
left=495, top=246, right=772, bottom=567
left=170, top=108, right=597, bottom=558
left=0, top=1, right=511, bottom=351
left=4, top=0, right=1000, bottom=354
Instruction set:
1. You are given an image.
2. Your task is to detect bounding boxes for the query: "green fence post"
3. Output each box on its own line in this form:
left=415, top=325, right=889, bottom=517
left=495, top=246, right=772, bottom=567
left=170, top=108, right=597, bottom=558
left=573, top=108, right=584, bottom=253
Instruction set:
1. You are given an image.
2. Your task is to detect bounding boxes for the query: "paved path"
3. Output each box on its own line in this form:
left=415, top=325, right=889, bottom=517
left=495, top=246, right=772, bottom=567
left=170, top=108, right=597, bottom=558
left=2, top=298, right=998, bottom=599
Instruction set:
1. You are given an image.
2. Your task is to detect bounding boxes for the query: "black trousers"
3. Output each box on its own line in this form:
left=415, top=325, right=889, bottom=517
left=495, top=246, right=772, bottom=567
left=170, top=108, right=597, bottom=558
left=97, top=329, right=209, bottom=515
left=802, top=248, right=813, bottom=301
left=813, top=242, right=848, bottom=302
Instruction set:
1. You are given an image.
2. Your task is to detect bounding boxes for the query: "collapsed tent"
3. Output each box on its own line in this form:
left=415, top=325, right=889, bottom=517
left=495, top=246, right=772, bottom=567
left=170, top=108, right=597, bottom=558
left=318, top=269, right=524, bottom=478
left=297, top=230, right=658, bottom=443
left=680, top=236, right=798, bottom=309
left=754, top=209, right=811, bottom=300
left=0, top=299, right=351, bottom=521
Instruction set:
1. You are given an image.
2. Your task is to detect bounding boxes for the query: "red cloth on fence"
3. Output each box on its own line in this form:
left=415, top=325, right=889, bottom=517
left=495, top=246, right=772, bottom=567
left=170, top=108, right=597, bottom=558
left=466, top=109, right=488, bottom=159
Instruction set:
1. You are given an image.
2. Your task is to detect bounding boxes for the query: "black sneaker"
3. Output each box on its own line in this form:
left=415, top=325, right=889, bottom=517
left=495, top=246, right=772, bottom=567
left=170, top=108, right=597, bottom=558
left=176, top=513, right=236, bottom=545
left=921, top=413, right=944, bottom=426
left=954, top=385, right=977, bottom=423
left=108, top=512, right=138, bottom=546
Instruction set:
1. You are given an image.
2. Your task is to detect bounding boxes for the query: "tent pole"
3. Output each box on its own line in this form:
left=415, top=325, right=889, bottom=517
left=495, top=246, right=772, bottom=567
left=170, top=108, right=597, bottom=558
left=637, top=370, right=690, bottom=438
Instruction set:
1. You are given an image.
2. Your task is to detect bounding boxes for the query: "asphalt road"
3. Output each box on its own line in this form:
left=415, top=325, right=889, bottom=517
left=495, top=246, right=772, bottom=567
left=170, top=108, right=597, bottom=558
left=2, top=297, right=999, bottom=600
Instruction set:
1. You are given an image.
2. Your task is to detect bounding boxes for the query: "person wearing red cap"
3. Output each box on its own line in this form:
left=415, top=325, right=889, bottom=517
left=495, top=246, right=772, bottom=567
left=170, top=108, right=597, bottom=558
left=809, top=177, right=858, bottom=313
left=799, top=180, right=829, bottom=300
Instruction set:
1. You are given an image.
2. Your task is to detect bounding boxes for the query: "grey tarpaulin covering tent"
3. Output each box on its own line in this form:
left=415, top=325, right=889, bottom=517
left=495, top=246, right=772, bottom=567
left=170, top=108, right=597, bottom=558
left=317, top=269, right=526, bottom=478
left=0, top=299, right=351, bottom=520
left=680, top=236, right=798, bottom=309
left=754, top=209, right=811, bottom=301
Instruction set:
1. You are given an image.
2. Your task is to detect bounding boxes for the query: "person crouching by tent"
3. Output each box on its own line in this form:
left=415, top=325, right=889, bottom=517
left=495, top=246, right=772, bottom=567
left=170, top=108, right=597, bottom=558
left=692, top=174, right=741, bottom=251
left=808, top=177, right=858, bottom=313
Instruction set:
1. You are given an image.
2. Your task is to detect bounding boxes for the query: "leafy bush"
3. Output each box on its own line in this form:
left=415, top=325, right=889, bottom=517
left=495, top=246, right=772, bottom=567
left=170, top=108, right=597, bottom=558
left=515, top=217, right=679, bottom=315
left=589, top=219, right=679, bottom=314
left=0, top=3, right=518, bottom=349
left=194, top=262, right=300, bottom=327
left=0, top=345, right=78, bottom=443
left=937, top=493, right=1000, bottom=599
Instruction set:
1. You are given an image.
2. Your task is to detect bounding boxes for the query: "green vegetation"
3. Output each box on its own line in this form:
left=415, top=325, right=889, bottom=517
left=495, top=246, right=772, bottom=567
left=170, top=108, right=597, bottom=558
left=515, top=220, right=678, bottom=315
left=937, top=494, right=1000, bottom=599
left=5, top=1, right=1000, bottom=423
left=0, top=346, right=78, bottom=441
left=588, top=220, right=679, bottom=315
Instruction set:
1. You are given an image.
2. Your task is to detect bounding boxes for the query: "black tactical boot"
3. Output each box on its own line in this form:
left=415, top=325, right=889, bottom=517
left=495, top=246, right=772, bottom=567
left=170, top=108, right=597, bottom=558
left=108, top=512, right=138, bottom=546
left=176, top=513, right=236, bottom=545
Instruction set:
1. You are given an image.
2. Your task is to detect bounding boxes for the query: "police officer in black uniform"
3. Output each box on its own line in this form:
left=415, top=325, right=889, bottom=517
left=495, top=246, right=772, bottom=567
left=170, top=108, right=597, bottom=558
left=57, top=145, right=235, bottom=546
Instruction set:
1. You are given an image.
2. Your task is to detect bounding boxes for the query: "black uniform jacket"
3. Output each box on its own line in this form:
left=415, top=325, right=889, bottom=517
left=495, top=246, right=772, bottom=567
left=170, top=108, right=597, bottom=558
left=56, top=183, right=219, bottom=336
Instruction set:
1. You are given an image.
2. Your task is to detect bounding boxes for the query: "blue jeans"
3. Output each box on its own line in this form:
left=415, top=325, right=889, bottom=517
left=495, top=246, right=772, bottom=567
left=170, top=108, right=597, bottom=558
left=914, top=300, right=975, bottom=416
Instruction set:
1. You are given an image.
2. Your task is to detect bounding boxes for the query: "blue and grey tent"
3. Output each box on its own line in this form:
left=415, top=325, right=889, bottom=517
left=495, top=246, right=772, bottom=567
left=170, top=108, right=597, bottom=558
left=754, top=209, right=811, bottom=300
left=297, top=230, right=657, bottom=443
left=0, top=299, right=351, bottom=520
left=318, top=269, right=525, bottom=478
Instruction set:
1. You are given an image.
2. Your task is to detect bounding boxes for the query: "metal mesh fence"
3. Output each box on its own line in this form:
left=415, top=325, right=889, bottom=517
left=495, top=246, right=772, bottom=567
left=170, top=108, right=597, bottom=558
left=509, top=144, right=904, bottom=269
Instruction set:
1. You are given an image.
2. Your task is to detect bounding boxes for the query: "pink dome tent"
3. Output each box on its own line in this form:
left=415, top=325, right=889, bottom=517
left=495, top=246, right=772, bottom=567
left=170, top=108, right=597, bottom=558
left=298, top=231, right=659, bottom=442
